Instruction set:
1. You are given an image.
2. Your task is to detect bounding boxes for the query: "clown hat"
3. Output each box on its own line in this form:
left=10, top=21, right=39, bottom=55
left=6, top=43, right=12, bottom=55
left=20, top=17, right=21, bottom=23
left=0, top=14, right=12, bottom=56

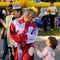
left=28, top=7, right=38, bottom=14
left=13, top=4, right=21, bottom=10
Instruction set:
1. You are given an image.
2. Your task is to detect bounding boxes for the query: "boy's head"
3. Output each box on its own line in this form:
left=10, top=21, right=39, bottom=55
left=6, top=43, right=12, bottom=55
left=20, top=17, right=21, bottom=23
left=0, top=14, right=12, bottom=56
left=46, top=37, right=58, bottom=50
left=13, top=4, right=22, bottom=17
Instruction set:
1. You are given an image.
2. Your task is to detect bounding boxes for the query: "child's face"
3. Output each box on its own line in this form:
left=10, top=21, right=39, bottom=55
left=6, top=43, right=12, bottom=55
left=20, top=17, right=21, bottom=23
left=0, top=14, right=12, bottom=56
left=46, top=39, right=51, bottom=47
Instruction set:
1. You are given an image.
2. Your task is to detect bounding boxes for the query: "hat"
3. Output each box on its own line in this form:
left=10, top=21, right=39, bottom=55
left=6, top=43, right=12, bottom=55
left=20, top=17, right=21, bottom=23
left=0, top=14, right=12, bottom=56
left=28, top=7, right=38, bottom=14
left=13, top=4, right=21, bottom=10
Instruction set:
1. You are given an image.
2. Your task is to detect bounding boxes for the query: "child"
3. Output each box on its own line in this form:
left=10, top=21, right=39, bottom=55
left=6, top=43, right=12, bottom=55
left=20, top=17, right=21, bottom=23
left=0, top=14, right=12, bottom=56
left=36, top=37, right=58, bottom=60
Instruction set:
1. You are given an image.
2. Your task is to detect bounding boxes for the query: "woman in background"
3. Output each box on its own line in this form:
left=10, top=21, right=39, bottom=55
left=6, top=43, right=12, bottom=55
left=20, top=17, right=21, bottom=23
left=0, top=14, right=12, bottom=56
left=48, top=2, right=57, bottom=30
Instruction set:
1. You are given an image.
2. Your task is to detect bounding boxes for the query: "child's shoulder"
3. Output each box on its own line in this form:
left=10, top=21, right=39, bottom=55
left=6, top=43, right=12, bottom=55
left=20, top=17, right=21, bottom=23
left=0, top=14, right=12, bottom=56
left=45, top=46, right=55, bottom=52
left=44, top=46, right=55, bottom=57
left=44, top=46, right=49, bottom=49
left=44, top=46, right=52, bottom=51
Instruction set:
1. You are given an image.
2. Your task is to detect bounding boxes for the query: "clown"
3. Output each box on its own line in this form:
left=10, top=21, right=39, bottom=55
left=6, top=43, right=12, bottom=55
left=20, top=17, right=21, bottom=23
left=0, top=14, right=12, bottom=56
left=9, top=7, right=38, bottom=60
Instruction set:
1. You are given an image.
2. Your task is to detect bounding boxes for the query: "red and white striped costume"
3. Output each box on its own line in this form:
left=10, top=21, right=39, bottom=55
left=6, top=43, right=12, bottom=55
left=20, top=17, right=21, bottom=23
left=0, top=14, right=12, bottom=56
left=9, top=18, right=38, bottom=60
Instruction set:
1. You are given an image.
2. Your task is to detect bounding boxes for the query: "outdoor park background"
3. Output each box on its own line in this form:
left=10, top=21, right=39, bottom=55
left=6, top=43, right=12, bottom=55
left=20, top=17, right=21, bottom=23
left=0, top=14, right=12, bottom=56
left=0, top=0, right=60, bottom=60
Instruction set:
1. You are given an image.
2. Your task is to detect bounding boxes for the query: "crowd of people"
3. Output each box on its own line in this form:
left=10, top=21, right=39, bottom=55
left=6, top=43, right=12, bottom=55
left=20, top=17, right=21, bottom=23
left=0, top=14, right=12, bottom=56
left=0, top=1, right=59, bottom=60
left=35, top=2, right=58, bottom=32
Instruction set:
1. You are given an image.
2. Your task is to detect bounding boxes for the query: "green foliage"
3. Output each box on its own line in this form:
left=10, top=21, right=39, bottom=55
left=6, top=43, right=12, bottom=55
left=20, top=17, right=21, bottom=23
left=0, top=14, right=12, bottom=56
left=38, top=27, right=60, bottom=36
left=0, top=27, right=60, bottom=36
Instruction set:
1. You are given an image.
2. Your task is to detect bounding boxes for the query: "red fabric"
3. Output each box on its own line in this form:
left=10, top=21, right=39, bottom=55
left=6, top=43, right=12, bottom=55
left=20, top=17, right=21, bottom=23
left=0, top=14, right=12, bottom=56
left=18, top=18, right=25, bottom=24
left=9, top=18, right=36, bottom=60
left=18, top=18, right=29, bottom=33
left=18, top=18, right=37, bottom=29
left=13, top=47, right=18, bottom=60
left=23, top=53, right=34, bottom=60
left=13, top=44, right=34, bottom=60
left=29, top=22, right=37, bottom=28
left=9, top=23, right=23, bottom=44
left=20, top=33, right=27, bottom=47
left=9, top=22, right=27, bottom=47
left=22, top=43, right=34, bottom=60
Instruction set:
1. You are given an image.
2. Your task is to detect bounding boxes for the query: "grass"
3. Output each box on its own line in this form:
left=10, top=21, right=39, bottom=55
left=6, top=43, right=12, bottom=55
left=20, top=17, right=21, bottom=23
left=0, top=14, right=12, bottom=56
left=0, top=28, right=1, bottom=32
left=38, top=27, right=60, bottom=36
left=0, top=27, right=60, bottom=36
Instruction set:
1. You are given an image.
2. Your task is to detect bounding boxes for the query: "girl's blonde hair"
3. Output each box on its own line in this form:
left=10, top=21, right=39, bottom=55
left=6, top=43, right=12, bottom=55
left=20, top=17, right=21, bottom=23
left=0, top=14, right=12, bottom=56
left=23, top=9, right=37, bottom=17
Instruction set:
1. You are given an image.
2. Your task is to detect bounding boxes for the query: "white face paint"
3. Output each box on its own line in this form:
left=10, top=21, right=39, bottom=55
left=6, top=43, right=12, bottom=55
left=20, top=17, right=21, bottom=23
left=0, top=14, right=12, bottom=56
left=28, top=47, right=34, bottom=56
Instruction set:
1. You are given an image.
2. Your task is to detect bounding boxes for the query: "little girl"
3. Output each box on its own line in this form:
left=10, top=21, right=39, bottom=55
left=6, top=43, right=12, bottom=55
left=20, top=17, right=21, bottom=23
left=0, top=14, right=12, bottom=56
left=36, top=37, right=58, bottom=60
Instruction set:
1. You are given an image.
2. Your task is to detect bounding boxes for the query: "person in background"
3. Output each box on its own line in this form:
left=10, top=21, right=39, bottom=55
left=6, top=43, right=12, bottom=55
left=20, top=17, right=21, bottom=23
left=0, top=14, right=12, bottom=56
left=41, top=9, right=49, bottom=32
left=0, top=7, right=8, bottom=60
left=0, top=8, right=6, bottom=40
left=54, top=17, right=58, bottom=27
left=0, top=4, right=22, bottom=60
left=0, top=8, right=5, bottom=28
left=36, top=36, right=58, bottom=60
left=9, top=7, right=38, bottom=60
left=48, top=2, right=57, bottom=30
left=9, top=1, right=13, bottom=12
left=6, top=7, right=12, bottom=16
left=34, top=7, right=41, bottom=28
